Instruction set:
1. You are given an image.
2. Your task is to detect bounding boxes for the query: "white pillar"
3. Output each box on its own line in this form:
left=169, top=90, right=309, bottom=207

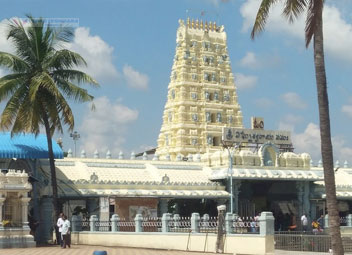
left=0, top=197, right=5, bottom=229
left=21, top=197, right=31, bottom=229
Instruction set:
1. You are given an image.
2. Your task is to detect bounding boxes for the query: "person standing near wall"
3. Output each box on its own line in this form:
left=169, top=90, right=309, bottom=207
left=61, top=215, right=71, bottom=248
left=301, top=214, right=308, bottom=232
left=56, top=213, right=64, bottom=247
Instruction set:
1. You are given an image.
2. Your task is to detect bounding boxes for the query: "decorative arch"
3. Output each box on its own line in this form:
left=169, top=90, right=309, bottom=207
left=258, top=142, right=280, bottom=167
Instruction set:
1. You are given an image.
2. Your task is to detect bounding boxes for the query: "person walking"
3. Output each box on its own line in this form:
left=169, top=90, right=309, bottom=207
left=56, top=213, right=64, bottom=247
left=61, top=215, right=71, bottom=248
left=301, top=214, right=308, bottom=232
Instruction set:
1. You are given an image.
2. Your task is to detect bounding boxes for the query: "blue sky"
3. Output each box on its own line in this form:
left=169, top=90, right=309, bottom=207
left=0, top=0, right=352, bottom=164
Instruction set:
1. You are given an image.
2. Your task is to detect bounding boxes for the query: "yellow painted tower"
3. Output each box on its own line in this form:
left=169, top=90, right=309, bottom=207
left=156, top=19, right=244, bottom=160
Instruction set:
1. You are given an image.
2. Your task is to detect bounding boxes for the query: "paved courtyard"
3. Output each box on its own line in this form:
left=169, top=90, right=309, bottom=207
left=1, top=245, right=350, bottom=255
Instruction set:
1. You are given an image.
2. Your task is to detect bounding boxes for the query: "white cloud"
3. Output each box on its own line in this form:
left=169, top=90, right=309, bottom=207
left=285, top=122, right=352, bottom=163
left=67, top=27, right=119, bottom=82
left=79, top=96, right=138, bottom=156
left=0, top=19, right=119, bottom=83
left=341, top=98, right=352, bottom=118
left=281, top=92, right=307, bottom=109
left=122, top=64, right=149, bottom=90
left=234, top=73, right=258, bottom=90
left=253, top=97, right=274, bottom=109
left=293, top=123, right=321, bottom=160
left=278, top=114, right=304, bottom=132
left=240, top=0, right=352, bottom=63
left=240, top=52, right=258, bottom=68
left=342, top=105, right=352, bottom=118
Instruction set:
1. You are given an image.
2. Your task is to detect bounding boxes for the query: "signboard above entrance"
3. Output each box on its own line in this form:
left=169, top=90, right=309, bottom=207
left=222, top=127, right=292, bottom=145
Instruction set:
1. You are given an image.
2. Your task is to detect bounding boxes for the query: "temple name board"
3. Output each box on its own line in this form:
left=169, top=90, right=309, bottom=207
left=222, top=127, right=292, bottom=145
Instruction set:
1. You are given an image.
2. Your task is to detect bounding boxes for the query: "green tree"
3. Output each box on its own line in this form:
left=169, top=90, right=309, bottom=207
left=251, top=0, right=343, bottom=253
left=0, top=16, right=98, bottom=218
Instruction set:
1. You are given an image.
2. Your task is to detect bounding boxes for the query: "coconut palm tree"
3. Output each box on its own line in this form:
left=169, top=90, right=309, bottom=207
left=251, top=0, right=343, bottom=253
left=0, top=16, right=98, bottom=218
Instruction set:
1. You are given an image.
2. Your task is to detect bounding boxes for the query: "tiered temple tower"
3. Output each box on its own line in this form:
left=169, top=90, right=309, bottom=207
left=156, top=19, right=244, bottom=160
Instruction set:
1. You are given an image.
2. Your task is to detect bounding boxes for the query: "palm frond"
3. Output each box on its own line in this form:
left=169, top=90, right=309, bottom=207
left=7, top=19, right=36, bottom=63
left=52, top=69, right=98, bottom=86
left=0, top=52, right=30, bottom=73
left=283, top=0, right=307, bottom=23
left=251, top=0, right=280, bottom=39
left=45, top=49, right=87, bottom=70
left=0, top=73, right=27, bottom=101
left=56, top=78, right=94, bottom=103
left=305, top=0, right=323, bottom=47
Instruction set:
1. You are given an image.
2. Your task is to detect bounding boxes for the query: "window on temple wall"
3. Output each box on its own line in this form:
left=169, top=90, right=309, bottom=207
left=202, top=41, right=210, bottom=51
left=214, top=92, right=219, bottom=101
left=217, top=113, right=222, bottom=122
left=184, top=51, right=190, bottom=59
left=168, top=111, right=173, bottom=122
left=220, top=77, right=226, bottom=84
left=165, top=134, right=169, bottom=146
left=211, top=73, right=216, bottom=82
left=206, top=112, right=211, bottom=122
left=172, top=72, right=177, bottom=80
left=228, top=115, right=233, bottom=124
left=171, top=89, right=175, bottom=99
left=3, top=192, right=22, bottom=227
left=192, top=113, right=198, bottom=122
left=224, top=93, right=230, bottom=102
left=191, top=74, right=197, bottom=81
left=191, top=138, right=198, bottom=145
left=205, top=91, right=210, bottom=100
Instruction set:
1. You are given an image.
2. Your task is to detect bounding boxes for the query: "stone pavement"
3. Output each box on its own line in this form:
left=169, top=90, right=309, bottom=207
left=0, top=245, right=222, bottom=255
left=1, top=246, right=350, bottom=255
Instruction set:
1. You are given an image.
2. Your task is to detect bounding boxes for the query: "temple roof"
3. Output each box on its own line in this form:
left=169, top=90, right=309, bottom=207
left=210, top=167, right=324, bottom=181
left=0, top=132, right=63, bottom=159
left=40, top=158, right=228, bottom=198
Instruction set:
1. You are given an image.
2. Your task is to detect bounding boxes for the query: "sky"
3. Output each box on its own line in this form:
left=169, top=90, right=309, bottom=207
left=0, top=0, right=352, bottom=164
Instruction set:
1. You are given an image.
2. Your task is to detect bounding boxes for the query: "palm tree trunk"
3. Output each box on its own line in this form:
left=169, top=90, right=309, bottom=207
left=313, top=4, right=344, bottom=255
left=42, top=113, right=60, bottom=218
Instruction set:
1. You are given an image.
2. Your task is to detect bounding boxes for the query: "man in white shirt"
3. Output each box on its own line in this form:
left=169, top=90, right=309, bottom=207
left=57, top=213, right=64, bottom=247
left=61, top=215, right=71, bottom=248
left=301, top=214, right=308, bottom=231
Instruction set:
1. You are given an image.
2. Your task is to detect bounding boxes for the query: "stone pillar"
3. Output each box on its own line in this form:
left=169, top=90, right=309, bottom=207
left=36, top=197, right=53, bottom=243
left=71, top=215, right=82, bottom=232
left=0, top=197, right=5, bottom=229
left=303, top=182, right=310, bottom=218
left=21, top=196, right=31, bottom=230
left=324, top=214, right=329, bottom=228
left=99, top=197, right=110, bottom=222
left=173, top=214, right=180, bottom=228
left=202, top=214, right=210, bottom=229
left=191, top=212, right=200, bottom=233
left=135, top=214, right=143, bottom=232
left=347, top=214, right=352, bottom=227
left=89, top=215, right=98, bottom=232
left=162, top=213, right=171, bottom=233
left=296, top=181, right=304, bottom=217
left=111, top=214, right=120, bottom=232
left=225, top=213, right=234, bottom=234
left=233, top=180, right=241, bottom=214
left=259, top=212, right=275, bottom=236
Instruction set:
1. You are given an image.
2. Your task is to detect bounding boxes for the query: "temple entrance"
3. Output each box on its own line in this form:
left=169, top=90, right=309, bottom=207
left=239, top=180, right=300, bottom=230
left=167, top=199, right=218, bottom=217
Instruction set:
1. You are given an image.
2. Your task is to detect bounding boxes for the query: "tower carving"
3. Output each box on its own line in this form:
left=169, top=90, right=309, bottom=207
left=156, top=19, right=243, bottom=160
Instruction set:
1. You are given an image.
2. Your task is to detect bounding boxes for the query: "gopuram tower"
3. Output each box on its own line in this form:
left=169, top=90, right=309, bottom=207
left=156, top=19, right=244, bottom=160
